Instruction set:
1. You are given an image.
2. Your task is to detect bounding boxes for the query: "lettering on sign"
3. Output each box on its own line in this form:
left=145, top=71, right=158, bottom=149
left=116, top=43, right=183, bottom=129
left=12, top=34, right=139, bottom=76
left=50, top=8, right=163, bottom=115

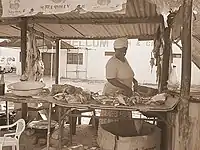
left=66, top=40, right=109, bottom=48
left=2, top=0, right=128, bottom=17
left=136, top=41, right=154, bottom=47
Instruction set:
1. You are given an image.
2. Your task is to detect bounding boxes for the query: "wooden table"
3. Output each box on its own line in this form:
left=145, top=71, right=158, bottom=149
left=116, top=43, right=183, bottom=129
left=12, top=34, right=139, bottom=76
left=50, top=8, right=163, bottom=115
left=0, top=93, right=180, bottom=150
left=44, top=95, right=180, bottom=150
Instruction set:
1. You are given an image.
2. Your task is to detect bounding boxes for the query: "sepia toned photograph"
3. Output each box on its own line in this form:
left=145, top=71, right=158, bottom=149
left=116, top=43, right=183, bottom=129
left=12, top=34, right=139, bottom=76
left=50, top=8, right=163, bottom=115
left=0, top=0, right=197, bottom=150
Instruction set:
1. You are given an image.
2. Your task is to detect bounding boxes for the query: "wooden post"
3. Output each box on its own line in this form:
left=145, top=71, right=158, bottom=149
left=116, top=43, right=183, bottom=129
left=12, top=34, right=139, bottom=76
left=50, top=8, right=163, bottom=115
left=20, top=18, right=28, bottom=121
left=55, top=39, right=60, bottom=84
left=179, top=0, right=193, bottom=149
left=58, top=107, right=64, bottom=150
left=55, top=39, right=64, bottom=150
left=160, top=27, right=171, bottom=91
left=158, top=18, right=172, bottom=150
left=6, top=101, right=9, bottom=125
left=46, top=103, right=52, bottom=150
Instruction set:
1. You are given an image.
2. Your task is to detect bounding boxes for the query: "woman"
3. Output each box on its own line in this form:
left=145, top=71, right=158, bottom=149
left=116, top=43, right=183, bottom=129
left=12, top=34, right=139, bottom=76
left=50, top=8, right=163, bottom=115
left=99, top=37, right=138, bottom=125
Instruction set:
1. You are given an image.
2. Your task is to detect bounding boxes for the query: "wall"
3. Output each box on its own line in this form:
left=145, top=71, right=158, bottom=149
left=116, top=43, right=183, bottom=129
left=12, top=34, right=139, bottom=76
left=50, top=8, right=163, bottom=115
left=1, top=39, right=200, bottom=85
left=65, top=39, right=200, bottom=85
left=65, top=39, right=157, bottom=84
left=0, top=47, right=21, bottom=74
left=0, top=47, right=20, bottom=61
left=172, top=44, right=200, bottom=85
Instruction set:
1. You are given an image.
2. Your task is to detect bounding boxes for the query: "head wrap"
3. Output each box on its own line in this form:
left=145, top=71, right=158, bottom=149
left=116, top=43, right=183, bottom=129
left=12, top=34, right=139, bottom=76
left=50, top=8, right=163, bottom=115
left=114, top=38, right=128, bottom=49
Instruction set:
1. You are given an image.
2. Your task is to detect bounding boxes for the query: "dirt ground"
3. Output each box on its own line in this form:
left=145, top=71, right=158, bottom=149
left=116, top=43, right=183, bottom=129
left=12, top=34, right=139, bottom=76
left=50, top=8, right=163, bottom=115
left=0, top=124, right=97, bottom=150
left=20, top=125, right=98, bottom=150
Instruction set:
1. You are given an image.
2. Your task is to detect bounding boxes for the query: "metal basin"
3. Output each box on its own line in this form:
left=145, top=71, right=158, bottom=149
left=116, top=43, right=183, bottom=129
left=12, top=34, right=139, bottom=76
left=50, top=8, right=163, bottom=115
left=7, top=81, right=45, bottom=97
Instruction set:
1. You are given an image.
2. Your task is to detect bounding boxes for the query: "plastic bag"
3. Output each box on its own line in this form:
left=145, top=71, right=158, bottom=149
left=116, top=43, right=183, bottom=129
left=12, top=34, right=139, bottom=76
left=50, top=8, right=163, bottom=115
left=167, top=65, right=180, bottom=91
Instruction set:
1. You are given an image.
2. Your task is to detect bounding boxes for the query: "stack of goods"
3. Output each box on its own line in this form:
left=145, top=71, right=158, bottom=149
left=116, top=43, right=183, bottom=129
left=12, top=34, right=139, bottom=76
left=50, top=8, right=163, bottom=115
left=92, top=92, right=169, bottom=106
left=52, top=84, right=169, bottom=106
left=52, top=84, right=97, bottom=104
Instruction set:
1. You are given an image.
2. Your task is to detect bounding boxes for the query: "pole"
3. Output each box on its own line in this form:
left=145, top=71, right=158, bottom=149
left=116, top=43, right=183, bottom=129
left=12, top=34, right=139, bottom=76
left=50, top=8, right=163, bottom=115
left=46, top=103, right=52, bottom=150
left=50, top=46, right=53, bottom=80
left=20, top=17, right=28, bottom=121
left=55, top=39, right=63, bottom=150
left=6, top=102, right=9, bottom=125
left=55, top=39, right=60, bottom=84
left=179, top=0, right=193, bottom=149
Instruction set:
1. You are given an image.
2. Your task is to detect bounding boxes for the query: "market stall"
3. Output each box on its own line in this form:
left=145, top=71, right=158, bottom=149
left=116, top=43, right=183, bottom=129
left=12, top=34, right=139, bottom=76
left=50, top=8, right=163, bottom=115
left=0, top=0, right=197, bottom=150
left=0, top=84, right=180, bottom=150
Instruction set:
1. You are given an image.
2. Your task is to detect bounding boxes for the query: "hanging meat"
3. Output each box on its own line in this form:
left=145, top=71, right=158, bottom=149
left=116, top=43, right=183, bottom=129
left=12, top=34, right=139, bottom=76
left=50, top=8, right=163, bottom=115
left=20, top=31, right=44, bottom=82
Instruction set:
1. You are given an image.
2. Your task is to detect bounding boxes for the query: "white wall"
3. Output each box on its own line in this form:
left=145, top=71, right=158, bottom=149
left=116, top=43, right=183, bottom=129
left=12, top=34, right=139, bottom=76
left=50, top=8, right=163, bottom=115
left=64, top=39, right=200, bottom=85
left=0, top=47, right=21, bottom=74
left=172, top=44, right=200, bottom=85
left=0, top=47, right=20, bottom=61
left=2, top=40, right=200, bottom=85
left=65, top=39, right=157, bottom=83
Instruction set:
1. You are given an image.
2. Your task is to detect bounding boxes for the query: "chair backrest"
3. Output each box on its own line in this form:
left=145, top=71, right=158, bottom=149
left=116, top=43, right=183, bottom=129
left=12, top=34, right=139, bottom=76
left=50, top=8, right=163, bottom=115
left=14, top=119, right=26, bottom=139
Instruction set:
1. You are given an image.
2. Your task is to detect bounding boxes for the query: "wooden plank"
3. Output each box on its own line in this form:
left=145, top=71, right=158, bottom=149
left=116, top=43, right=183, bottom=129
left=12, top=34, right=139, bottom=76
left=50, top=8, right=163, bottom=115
left=46, top=103, right=52, bottom=150
left=0, top=16, right=163, bottom=25
left=28, top=16, right=163, bottom=25
left=54, top=35, right=155, bottom=40
left=179, top=0, right=193, bottom=150
left=0, top=34, right=155, bottom=40
left=20, top=17, right=28, bottom=121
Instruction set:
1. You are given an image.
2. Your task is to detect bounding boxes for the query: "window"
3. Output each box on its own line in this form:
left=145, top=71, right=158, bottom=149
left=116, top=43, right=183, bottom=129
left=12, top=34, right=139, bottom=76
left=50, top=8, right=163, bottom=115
left=105, top=51, right=114, bottom=56
left=172, top=53, right=181, bottom=58
left=67, top=53, right=83, bottom=65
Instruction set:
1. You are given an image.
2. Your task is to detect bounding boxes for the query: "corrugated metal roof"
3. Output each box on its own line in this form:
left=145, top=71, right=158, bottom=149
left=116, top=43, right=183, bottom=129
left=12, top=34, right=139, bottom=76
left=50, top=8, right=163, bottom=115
left=0, top=0, right=163, bottom=40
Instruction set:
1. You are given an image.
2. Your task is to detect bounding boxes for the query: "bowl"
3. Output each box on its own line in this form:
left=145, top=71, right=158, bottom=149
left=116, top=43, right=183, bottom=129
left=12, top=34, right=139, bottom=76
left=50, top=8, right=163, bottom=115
left=7, top=81, right=45, bottom=97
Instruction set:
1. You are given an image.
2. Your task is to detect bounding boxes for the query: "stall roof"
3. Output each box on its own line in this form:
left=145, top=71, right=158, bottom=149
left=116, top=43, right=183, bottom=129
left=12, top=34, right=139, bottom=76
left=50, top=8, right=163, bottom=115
left=0, top=0, right=163, bottom=40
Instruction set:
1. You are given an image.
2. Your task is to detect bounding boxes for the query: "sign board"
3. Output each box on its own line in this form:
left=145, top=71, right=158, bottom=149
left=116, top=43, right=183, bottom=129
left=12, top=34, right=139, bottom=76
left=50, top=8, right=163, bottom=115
left=1, top=0, right=127, bottom=18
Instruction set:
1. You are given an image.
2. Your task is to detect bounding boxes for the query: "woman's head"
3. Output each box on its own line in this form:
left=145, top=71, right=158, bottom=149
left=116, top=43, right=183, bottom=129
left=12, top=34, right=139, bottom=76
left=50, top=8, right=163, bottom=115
left=114, top=38, right=128, bottom=59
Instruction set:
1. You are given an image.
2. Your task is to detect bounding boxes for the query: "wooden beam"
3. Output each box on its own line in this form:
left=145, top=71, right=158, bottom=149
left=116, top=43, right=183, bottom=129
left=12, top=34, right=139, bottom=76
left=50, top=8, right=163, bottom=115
left=27, top=16, right=163, bottom=25
left=0, top=16, right=163, bottom=25
left=0, top=34, right=155, bottom=40
left=20, top=18, right=28, bottom=121
left=179, top=0, right=193, bottom=150
left=55, top=39, right=60, bottom=84
left=53, top=35, right=155, bottom=40
left=0, top=18, right=22, bottom=25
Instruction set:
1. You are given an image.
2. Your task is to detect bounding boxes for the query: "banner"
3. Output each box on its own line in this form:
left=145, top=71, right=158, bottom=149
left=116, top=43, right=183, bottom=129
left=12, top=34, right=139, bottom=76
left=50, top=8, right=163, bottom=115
left=1, top=0, right=127, bottom=18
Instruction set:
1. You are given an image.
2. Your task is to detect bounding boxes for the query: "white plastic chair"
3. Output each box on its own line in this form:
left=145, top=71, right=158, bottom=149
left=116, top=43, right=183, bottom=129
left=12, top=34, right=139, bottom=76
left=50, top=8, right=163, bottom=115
left=0, top=119, right=25, bottom=150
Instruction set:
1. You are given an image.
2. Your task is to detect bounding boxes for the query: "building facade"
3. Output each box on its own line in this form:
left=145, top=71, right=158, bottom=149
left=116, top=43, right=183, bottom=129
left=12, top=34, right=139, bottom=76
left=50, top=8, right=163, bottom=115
left=1, top=39, right=200, bottom=85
